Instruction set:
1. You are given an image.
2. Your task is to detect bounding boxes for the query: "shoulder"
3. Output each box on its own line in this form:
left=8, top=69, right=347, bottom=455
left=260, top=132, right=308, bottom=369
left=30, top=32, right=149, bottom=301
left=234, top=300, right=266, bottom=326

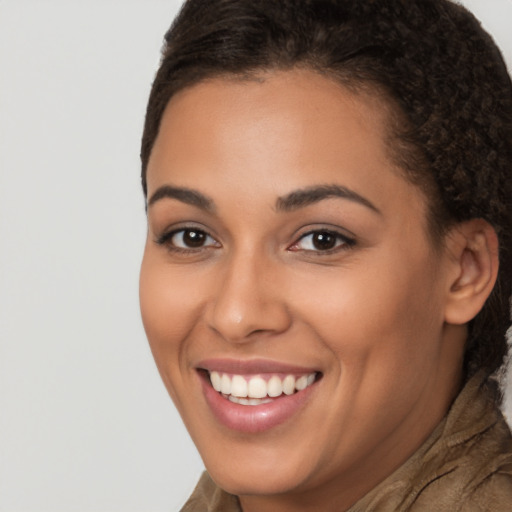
left=411, top=436, right=512, bottom=511
left=350, top=373, right=512, bottom=512
left=409, top=392, right=512, bottom=511
left=460, top=467, right=512, bottom=512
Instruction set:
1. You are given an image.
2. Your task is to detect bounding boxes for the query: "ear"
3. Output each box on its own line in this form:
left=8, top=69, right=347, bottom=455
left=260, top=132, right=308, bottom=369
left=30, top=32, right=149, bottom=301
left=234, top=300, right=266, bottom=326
left=443, top=219, right=499, bottom=325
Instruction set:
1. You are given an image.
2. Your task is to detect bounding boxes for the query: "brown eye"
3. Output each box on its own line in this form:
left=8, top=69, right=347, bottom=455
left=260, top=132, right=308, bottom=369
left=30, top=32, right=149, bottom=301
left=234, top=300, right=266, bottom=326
left=290, top=229, right=355, bottom=253
left=181, top=229, right=207, bottom=247
left=165, top=228, right=219, bottom=250
left=311, top=232, right=337, bottom=250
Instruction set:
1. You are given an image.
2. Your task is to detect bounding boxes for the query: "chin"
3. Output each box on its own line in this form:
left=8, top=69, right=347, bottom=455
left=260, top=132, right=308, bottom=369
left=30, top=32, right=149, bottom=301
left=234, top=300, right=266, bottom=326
left=207, top=462, right=313, bottom=497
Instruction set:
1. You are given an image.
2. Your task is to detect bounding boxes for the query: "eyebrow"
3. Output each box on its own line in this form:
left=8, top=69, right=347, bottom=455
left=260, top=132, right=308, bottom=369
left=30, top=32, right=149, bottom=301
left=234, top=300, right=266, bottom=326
left=275, top=184, right=381, bottom=214
left=147, top=183, right=380, bottom=215
left=148, top=185, right=215, bottom=212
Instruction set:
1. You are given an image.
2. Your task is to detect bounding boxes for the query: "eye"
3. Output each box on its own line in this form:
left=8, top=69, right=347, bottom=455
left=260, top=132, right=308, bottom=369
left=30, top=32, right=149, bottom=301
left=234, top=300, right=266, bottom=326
left=157, top=228, right=220, bottom=251
left=289, top=229, right=355, bottom=253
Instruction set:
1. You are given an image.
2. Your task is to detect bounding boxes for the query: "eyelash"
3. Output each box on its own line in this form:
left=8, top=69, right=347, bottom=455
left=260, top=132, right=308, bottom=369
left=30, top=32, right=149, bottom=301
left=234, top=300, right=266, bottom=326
left=156, top=227, right=356, bottom=255
left=156, top=227, right=220, bottom=254
left=289, top=229, right=356, bottom=254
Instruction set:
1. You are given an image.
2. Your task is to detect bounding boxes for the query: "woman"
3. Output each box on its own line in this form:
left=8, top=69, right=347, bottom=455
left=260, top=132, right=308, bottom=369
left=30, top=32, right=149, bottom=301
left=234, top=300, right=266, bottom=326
left=139, top=0, right=512, bottom=510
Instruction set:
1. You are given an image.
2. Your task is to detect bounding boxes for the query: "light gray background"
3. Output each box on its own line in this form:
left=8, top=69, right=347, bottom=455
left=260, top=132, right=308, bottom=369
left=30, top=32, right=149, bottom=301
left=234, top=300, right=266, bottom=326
left=0, top=1, right=511, bottom=511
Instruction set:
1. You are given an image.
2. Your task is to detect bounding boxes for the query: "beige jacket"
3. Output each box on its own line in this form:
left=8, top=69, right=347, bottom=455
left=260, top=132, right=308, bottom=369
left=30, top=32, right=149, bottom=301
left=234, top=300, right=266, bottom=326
left=180, top=373, right=512, bottom=511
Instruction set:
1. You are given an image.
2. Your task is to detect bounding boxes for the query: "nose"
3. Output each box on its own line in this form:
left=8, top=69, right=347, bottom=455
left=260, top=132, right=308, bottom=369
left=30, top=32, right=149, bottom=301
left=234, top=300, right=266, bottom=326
left=206, top=250, right=292, bottom=343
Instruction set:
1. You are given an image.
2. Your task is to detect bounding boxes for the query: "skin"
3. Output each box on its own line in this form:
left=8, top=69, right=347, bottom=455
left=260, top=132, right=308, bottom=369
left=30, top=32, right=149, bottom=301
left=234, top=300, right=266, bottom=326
left=140, top=69, right=484, bottom=511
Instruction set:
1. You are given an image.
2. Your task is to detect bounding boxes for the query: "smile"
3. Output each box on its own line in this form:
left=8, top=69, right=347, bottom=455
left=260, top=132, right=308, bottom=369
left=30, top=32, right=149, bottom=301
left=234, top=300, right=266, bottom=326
left=209, top=371, right=317, bottom=405
left=197, top=361, right=321, bottom=433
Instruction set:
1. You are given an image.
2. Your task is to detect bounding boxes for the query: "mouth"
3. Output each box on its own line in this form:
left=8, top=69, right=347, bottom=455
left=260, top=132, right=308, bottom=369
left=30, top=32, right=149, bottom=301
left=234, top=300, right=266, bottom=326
left=196, top=360, right=322, bottom=433
left=209, top=371, right=318, bottom=405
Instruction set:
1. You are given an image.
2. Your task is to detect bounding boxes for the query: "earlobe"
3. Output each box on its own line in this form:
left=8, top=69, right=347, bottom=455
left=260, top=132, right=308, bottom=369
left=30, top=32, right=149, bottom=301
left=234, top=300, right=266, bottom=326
left=443, top=219, right=499, bottom=325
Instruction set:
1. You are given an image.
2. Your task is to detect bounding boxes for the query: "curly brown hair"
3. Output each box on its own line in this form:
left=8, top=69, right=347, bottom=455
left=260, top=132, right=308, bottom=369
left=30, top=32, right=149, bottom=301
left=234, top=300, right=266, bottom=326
left=141, top=0, right=512, bottom=384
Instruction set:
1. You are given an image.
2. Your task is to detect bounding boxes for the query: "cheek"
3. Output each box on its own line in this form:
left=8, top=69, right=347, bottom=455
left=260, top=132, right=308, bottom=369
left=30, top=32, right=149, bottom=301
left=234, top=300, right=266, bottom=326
left=139, top=252, right=203, bottom=380
left=288, top=255, right=446, bottom=440
left=289, top=251, right=444, bottom=370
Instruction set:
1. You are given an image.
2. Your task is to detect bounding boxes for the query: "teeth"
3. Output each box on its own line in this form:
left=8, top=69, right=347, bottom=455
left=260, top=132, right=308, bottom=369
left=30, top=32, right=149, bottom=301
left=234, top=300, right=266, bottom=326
left=267, top=375, right=283, bottom=397
left=221, top=374, right=231, bottom=395
left=209, top=371, right=317, bottom=402
left=210, top=371, right=222, bottom=392
left=295, top=375, right=308, bottom=391
left=248, top=376, right=267, bottom=398
left=231, top=375, right=248, bottom=397
left=228, top=396, right=273, bottom=405
left=283, top=375, right=295, bottom=395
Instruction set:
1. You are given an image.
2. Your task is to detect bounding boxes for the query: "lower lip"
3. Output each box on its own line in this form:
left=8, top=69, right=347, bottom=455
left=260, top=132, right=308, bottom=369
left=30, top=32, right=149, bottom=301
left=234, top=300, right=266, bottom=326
left=200, top=373, right=317, bottom=433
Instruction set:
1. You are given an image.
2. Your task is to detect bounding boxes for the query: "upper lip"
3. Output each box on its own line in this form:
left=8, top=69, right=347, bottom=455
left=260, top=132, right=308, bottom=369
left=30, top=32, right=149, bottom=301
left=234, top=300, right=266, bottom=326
left=196, top=358, right=319, bottom=375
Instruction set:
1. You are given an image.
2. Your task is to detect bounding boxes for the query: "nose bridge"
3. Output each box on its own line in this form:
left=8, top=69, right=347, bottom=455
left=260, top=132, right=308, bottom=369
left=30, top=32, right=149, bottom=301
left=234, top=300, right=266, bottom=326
left=208, top=245, right=290, bottom=342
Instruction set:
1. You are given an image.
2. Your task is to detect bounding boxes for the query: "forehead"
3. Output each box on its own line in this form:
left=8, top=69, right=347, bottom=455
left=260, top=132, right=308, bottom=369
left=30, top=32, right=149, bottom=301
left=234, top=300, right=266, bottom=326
left=146, top=69, right=428, bottom=228
left=150, top=71, right=391, bottom=178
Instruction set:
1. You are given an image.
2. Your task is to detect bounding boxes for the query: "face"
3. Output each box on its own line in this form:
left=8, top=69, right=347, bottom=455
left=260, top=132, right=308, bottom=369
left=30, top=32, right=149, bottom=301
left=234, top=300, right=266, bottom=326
left=140, top=70, right=464, bottom=508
